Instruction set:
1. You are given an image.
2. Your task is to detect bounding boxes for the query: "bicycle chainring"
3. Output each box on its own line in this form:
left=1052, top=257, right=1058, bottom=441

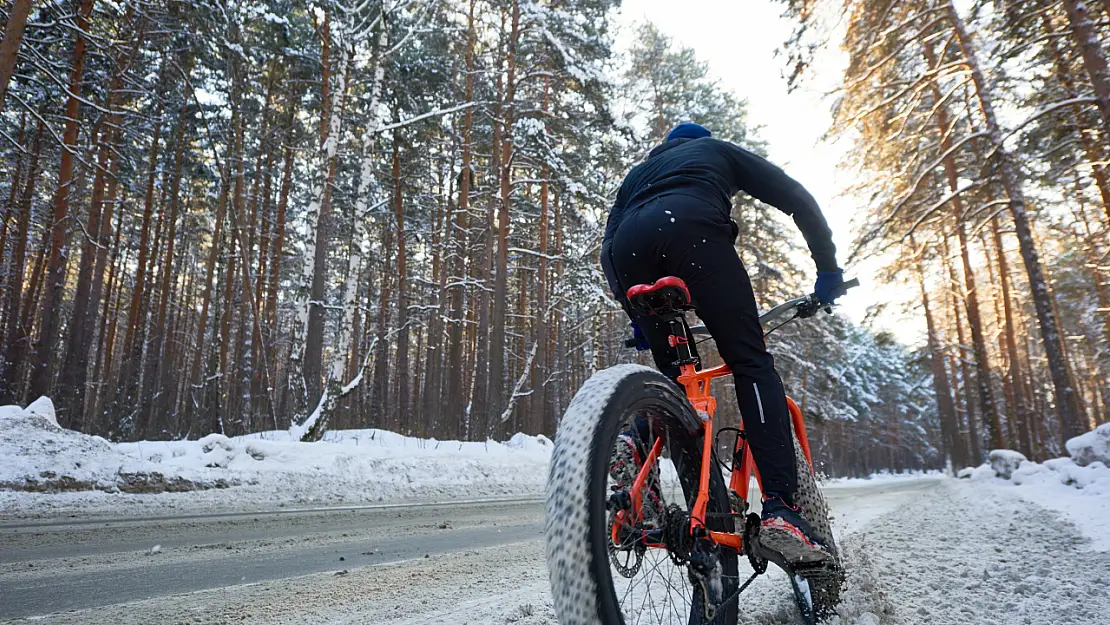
left=743, top=512, right=768, bottom=574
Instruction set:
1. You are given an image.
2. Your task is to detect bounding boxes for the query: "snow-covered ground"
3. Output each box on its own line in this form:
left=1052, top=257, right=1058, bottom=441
left=12, top=477, right=1108, bottom=625
left=4, top=396, right=1108, bottom=550
left=957, top=426, right=1110, bottom=552
left=0, top=397, right=552, bottom=519
left=4, top=399, right=1110, bottom=624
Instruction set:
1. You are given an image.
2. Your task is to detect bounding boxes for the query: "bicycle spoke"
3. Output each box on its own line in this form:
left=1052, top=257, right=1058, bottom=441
left=606, top=411, right=743, bottom=625
left=659, top=565, right=692, bottom=614
left=635, top=555, right=656, bottom=624
left=639, top=559, right=652, bottom=621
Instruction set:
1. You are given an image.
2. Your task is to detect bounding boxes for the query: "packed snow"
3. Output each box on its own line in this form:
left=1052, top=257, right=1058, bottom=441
left=959, top=422, right=1110, bottom=551
left=4, top=400, right=1110, bottom=624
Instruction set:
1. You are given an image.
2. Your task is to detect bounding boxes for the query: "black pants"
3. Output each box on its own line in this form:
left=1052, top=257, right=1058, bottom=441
left=608, top=194, right=798, bottom=495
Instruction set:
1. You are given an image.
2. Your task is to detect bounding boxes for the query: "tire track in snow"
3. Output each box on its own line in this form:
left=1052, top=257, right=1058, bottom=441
left=828, top=480, right=1110, bottom=625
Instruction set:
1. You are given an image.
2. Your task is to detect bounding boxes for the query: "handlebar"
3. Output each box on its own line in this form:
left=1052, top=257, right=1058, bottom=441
left=759, top=277, right=860, bottom=327
left=642, top=278, right=861, bottom=342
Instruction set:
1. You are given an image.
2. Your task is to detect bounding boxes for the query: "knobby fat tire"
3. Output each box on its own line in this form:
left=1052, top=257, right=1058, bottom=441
left=545, top=364, right=738, bottom=625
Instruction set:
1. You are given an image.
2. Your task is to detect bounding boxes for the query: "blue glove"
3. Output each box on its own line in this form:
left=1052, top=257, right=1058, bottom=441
left=814, top=270, right=845, bottom=305
left=630, top=322, right=650, bottom=351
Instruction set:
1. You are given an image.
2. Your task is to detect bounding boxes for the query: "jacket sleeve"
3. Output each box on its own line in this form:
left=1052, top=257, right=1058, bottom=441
left=719, top=141, right=839, bottom=272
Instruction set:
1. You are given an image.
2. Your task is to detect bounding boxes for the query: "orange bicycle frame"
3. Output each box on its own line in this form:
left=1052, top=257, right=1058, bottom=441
left=625, top=357, right=814, bottom=555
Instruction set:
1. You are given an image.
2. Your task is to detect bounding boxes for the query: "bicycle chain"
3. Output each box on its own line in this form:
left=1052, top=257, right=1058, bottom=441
left=703, top=569, right=763, bottom=622
left=701, top=513, right=769, bottom=620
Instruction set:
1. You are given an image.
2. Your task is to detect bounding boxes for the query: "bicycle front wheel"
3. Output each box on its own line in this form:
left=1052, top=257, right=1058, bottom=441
left=545, top=364, right=738, bottom=625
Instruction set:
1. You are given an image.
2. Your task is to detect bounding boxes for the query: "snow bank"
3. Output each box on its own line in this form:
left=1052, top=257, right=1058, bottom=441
left=0, top=396, right=58, bottom=428
left=822, top=469, right=943, bottom=488
left=989, top=449, right=1027, bottom=479
left=959, top=433, right=1110, bottom=551
left=0, top=399, right=236, bottom=494
left=1066, top=422, right=1110, bottom=466
left=0, top=399, right=553, bottom=517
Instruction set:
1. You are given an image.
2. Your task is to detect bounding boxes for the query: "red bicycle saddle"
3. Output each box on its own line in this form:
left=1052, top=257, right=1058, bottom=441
left=626, top=277, right=693, bottom=316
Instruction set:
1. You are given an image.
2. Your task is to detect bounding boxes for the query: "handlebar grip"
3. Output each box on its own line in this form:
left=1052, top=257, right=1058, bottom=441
left=623, top=337, right=641, bottom=349
left=829, top=277, right=860, bottom=299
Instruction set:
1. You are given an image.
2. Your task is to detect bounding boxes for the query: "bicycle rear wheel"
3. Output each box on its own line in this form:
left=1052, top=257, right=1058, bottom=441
left=545, top=364, right=739, bottom=625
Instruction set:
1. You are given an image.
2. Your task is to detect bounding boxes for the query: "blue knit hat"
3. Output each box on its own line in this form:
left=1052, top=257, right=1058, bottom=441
left=666, top=122, right=712, bottom=142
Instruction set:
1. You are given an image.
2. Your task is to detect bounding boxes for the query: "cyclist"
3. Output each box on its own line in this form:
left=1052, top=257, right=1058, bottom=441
left=602, top=122, right=844, bottom=564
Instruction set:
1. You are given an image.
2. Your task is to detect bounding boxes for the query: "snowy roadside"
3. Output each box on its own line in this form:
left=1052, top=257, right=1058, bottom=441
left=0, top=398, right=552, bottom=520
left=822, top=470, right=944, bottom=487
left=5, top=393, right=1108, bottom=550
left=0, top=396, right=927, bottom=522
left=957, top=423, right=1110, bottom=552
left=22, top=477, right=1108, bottom=625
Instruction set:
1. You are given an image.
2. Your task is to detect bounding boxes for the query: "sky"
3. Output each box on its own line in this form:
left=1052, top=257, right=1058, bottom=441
left=613, top=0, right=924, bottom=343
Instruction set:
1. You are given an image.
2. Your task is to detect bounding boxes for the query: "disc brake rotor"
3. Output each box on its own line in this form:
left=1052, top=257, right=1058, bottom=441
left=607, top=508, right=644, bottom=577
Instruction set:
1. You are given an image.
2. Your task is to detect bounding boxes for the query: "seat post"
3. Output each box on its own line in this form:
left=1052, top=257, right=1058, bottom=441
left=665, top=314, right=699, bottom=368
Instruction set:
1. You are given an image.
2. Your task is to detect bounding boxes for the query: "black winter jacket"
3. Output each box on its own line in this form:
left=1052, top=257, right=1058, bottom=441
left=601, top=137, right=838, bottom=303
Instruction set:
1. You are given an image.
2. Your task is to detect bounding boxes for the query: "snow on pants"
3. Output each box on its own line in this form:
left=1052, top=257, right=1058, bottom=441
left=608, top=193, right=798, bottom=495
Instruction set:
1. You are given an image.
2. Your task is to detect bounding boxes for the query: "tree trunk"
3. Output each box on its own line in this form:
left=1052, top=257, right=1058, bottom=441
left=115, top=73, right=166, bottom=423
left=421, top=159, right=448, bottom=437
left=912, top=240, right=963, bottom=469
left=267, top=100, right=296, bottom=332
left=532, top=80, right=551, bottom=434
left=956, top=221, right=1004, bottom=449
left=0, top=0, right=33, bottom=114
left=0, top=118, right=43, bottom=404
left=391, top=120, right=410, bottom=431
left=944, top=233, right=983, bottom=462
left=58, top=18, right=144, bottom=426
left=0, top=114, right=27, bottom=336
left=187, top=163, right=231, bottom=422
left=329, top=14, right=386, bottom=420
left=551, top=191, right=564, bottom=425
left=445, top=23, right=477, bottom=438
left=148, top=63, right=193, bottom=433
left=302, top=10, right=337, bottom=405
left=469, top=12, right=501, bottom=440
left=948, top=0, right=1087, bottom=442
left=489, top=0, right=520, bottom=423
left=923, top=60, right=1006, bottom=451
left=1061, top=0, right=1110, bottom=137
left=29, top=0, right=95, bottom=399
left=410, top=323, right=424, bottom=436
left=371, top=225, right=393, bottom=427
left=218, top=231, right=238, bottom=432
left=88, top=172, right=123, bottom=434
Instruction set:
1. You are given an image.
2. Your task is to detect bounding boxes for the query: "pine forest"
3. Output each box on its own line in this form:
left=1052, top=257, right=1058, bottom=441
left=0, top=0, right=1107, bottom=478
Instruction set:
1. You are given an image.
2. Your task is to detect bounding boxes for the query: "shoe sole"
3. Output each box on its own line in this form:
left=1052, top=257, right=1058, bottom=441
left=760, top=518, right=831, bottom=564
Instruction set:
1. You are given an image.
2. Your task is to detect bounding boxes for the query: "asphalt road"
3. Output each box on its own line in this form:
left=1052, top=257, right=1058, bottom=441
left=0, top=480, right=943, bottom=623
left=0, top=497, right=545, bottom=621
